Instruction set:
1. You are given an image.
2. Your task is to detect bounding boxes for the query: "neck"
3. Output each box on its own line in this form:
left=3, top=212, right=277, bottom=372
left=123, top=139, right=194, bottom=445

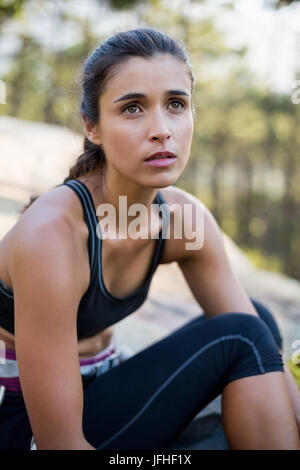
left=81, top=166, right=163, bottom=240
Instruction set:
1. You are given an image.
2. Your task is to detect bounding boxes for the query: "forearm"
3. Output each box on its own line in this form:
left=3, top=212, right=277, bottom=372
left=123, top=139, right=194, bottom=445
left=36, top=436, right=96, bottom=450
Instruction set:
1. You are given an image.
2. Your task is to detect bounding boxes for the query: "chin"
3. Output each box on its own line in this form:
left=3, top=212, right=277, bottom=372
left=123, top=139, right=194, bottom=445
left=144, top=172, right=180, bottom=188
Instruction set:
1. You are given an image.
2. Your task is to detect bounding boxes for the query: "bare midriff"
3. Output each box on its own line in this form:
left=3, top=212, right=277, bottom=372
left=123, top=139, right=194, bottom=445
left=0, top=323, right=114, bottom=359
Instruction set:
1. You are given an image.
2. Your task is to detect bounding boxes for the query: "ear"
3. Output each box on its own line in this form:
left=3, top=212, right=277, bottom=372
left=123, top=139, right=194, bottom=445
left=82, top=115, right=102, bottom=146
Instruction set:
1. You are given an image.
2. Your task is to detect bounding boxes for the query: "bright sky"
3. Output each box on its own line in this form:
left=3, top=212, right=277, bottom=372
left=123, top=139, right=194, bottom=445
left=0, top=0, right=299, bottom=94
left=168, top=0, right=300, bottom=93
left=215, top=0, right=300, bottom=93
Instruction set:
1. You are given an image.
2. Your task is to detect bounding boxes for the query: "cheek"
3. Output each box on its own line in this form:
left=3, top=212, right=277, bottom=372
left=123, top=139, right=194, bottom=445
left=179, top=119, right=193, bottom=145
left=103, top=126, right=130, bottom=156
left=104, top=115, right=193, bottom=156
left=108, top=122, right=140, bottom=148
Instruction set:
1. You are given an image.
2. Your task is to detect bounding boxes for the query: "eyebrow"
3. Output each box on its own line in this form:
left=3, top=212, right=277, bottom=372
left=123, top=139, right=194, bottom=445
left=113, top=90, right=190, bottom=103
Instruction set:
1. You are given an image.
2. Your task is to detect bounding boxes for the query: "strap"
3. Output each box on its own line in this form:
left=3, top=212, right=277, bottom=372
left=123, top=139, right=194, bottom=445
left=0, top=279, right=13, bottom=298
left=147, top=191, right=170, bottom=273
left=63, top=180, right=98, bottom=272
left=156, top=190, right=170, bottom=241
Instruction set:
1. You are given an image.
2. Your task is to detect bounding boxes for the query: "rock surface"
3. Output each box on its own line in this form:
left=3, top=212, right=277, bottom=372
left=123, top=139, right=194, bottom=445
left=0, top=115, right=82, bottom=239
left=1, top=116, right=299, bottom=450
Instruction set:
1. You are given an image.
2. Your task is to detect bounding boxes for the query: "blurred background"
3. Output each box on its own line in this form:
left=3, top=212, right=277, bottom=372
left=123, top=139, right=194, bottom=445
left=0, top=0, right=299, bottom=424
left=0, top=0, right=299, bottom=280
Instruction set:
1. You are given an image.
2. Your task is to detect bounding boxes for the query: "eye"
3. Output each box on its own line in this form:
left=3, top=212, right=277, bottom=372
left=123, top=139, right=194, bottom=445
left=122, top=103, right=140, bottom=114
left=122, top=99, right=186, bottom=114
left=169, top=100, right=186, bottom=110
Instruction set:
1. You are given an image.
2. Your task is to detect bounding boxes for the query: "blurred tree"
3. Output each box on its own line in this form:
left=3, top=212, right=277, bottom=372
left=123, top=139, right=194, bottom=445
left=274, top=0, right=300, bottom=6
left=0, top=0, right=26, bottom=24
left=108, top=0, right=145, bottom=9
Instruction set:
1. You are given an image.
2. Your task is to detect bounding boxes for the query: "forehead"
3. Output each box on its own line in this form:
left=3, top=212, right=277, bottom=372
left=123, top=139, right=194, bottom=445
left=102, top=54, right=191, bottom=102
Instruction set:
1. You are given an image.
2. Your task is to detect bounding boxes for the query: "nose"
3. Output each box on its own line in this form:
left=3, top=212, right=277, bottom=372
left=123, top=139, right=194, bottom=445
left=148, top=108, right=171, bottom=143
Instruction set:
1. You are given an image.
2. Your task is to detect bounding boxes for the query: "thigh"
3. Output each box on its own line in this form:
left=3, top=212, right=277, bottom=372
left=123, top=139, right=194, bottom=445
left=82, top=312, right=282, bottom=450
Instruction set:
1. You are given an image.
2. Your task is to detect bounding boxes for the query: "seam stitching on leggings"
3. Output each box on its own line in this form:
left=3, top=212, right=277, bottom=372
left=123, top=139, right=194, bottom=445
left=97, top=334, right=266, bottom=448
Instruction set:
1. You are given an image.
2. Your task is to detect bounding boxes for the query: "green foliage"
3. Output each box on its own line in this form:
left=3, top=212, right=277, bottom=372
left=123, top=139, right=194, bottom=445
left=0, top=0, right=26, bottom=21
left=274, top=0, right=300, bottom=7
left=108, top=0, right=143, bottom=9
left=288, top=360, right=300, bottom=389
left=240, top=246, right=284, bottom=273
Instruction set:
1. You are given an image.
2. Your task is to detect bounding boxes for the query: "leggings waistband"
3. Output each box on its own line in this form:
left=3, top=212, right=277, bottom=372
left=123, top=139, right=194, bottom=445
left=0, top=336, right=120, bottom=392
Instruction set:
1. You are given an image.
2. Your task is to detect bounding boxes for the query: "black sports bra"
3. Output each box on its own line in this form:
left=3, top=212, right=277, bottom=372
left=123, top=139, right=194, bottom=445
left=0, top=180, right=170, bottom=340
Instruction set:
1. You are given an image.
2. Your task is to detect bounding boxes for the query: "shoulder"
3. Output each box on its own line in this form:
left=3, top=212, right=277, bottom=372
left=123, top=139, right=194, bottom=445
left=7, top=185, right=90, bottom=289
left=160, top=185, right=208, bottom=219
left=159, top=185, right=198, bottom=205
left=159, top=185, right=220, bottom=263
left=12, top=184, right=87, bottom=241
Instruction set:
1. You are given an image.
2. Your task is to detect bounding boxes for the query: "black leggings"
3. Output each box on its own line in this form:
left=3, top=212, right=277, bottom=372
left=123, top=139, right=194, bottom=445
left=0, top=298, right=284, bottom=450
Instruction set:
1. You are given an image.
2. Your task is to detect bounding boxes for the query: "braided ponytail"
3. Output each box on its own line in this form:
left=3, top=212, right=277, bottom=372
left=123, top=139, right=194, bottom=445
left=63, top=136, right=105, bottom=183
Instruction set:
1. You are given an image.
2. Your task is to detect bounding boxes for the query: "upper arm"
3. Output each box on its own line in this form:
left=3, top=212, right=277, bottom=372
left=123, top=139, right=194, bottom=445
left=178, top=198, right=258, bottom=318
left=10, top=214, right=88, bottom=449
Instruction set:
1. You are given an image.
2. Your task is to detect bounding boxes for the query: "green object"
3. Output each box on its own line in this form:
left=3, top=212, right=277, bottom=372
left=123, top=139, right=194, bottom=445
left=288, top=358, right=300, bottom=389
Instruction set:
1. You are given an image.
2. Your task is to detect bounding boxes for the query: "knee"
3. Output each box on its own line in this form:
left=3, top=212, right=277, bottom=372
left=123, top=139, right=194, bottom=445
left=208, top=312, right=281, bottom=362
left=249, top=297, right=283, bottom=351
left=209, top=311, right=273, bottom=341
left=209, top=313, right=284, bottom=383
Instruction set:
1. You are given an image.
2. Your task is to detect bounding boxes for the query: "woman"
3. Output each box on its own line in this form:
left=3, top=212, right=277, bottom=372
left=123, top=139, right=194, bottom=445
left=0, top=28, right=299, bottom=450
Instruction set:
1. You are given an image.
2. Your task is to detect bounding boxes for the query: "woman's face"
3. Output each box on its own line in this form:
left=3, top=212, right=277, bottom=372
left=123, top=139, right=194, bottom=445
left=91, top=54, right=194, bottom=188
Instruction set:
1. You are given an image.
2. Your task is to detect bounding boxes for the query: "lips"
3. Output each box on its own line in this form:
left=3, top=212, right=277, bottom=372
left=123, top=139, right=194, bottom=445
left=145, top=151, right=177, bottom=161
